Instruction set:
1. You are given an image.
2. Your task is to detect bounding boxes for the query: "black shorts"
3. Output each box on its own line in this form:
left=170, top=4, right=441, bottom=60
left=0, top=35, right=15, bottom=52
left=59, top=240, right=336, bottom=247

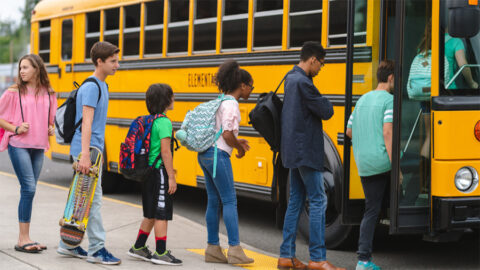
left=141, top=167, right=173, bottom=220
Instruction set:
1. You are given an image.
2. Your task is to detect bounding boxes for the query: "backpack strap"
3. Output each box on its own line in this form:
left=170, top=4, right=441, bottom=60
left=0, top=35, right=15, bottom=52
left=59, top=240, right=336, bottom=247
left=273, top=72, right=289, bottom=94
left=74, top=77, right=103, bottom=131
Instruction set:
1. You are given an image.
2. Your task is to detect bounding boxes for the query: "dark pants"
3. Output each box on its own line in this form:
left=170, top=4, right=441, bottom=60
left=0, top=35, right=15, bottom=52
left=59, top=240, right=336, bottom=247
left=357, top=171, right=390, bottom=261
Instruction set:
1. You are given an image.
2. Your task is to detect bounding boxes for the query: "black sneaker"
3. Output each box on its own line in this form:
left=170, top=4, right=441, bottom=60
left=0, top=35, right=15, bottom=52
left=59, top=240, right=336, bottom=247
left=127, top=245, right=153, bottom=262
left=151, top=250, right=182, bottom=266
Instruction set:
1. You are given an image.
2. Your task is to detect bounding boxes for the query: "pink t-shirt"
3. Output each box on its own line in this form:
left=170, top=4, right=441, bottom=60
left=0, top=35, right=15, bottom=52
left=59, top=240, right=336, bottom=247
left=215, top=96, right=241, bottom=155
left=0, top=87, right=57, bottom=151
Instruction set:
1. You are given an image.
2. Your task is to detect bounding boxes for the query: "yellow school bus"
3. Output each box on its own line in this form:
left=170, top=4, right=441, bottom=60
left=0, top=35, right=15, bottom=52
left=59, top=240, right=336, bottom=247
left=31, top=0, right=479, bottom=248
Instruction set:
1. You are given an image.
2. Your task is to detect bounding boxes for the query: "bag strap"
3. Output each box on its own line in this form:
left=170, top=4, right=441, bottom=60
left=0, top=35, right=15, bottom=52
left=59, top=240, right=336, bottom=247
left=18, top=90, right=24, bottom=122
left=47, top=91, right=51, bottom=128
left=74, top=77, right=103, bottom=131
left=273, top=73, right=289, bottom=94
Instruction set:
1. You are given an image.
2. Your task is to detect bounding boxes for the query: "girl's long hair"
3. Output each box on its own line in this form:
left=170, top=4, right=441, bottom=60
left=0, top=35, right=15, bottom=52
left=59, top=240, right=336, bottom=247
left=14, top=54, right=53, bottom=95
left=418, top=19, right=431, bottom=57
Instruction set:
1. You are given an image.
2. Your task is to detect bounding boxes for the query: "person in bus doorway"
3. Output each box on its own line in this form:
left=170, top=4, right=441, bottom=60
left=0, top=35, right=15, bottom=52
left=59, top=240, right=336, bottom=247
left=56, top=41, right=122, bottom=265
left=127, top=84, right=182, bottom=266
left=346, top=60, right=396, bottom=270
left=0, top=54, right=57, bottom=253
left=278, top=41, right=343, bottom=270
left=197, top=60, right=255, bottom=265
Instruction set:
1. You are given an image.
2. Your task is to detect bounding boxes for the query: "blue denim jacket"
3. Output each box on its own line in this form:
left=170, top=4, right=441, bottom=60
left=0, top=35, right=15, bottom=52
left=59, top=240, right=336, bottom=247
left=281, top=65, right=334, bottom=171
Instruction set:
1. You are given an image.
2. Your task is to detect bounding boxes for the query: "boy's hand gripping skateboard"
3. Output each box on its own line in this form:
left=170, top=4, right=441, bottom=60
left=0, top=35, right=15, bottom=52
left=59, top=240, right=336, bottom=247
left=59, top=147, right=102, bottom=247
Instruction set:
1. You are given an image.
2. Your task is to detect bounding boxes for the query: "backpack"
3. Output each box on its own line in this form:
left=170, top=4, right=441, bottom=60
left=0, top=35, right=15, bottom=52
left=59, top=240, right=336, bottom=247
left=119, top=114, right=166, bottom=181
left=54, top=78, right=102, bottom=144
left=175, top=94, right=234, bottom=177
left=248, top=74, right=287, bottom=152
left=407, top=51, right=450, bottom=100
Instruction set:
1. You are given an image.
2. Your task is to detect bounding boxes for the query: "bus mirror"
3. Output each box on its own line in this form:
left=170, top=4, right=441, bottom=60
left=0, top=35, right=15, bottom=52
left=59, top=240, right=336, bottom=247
left=448, top=1, right=480, bottom=38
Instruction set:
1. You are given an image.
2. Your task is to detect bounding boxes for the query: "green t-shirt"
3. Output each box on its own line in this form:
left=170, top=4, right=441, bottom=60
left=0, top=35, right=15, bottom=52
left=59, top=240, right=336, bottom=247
left=445, top=33, right=465, bottom=89
left=148, top=116, right=172, bottom=169
left=347, top=90, right=393, bottom=177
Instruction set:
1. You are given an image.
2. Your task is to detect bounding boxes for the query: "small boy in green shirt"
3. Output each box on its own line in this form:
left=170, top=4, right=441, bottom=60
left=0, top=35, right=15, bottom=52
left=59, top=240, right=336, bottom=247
left=346, top=60, right=395, bottom=270
left=127, top=84, right=182, bottom=266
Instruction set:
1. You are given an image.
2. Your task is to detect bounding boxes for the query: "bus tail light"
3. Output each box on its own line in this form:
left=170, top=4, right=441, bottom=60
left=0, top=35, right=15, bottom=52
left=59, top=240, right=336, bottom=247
left=475, top=120, right=480, bottom=142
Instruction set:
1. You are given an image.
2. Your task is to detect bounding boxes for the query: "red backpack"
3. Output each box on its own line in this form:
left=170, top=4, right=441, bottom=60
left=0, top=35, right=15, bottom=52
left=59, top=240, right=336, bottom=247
left=119, top=114, right=165, bottom=181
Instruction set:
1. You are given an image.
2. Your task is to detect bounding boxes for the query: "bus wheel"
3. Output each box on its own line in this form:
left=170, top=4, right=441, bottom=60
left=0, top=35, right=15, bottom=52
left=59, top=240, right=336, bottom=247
left=101, top=171, right=118, bottom=194
left=294, top=169, right=353, bottom=249
left=297, top=133, right=353, bottom=249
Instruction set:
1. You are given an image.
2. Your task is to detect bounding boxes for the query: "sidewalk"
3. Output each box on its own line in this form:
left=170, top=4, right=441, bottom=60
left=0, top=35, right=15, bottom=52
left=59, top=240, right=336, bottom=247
left=0, top=171, right=278, bottom=270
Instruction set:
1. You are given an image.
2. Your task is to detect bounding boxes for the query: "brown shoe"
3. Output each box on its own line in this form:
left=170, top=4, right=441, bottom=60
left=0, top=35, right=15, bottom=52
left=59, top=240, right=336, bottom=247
left=307, top=260, right=346, bottom=270
left=205, top=244, right=228, bottom=263
left=278, top=257, right=307, bottom=269
left=227, top=245, right=254, bottom=264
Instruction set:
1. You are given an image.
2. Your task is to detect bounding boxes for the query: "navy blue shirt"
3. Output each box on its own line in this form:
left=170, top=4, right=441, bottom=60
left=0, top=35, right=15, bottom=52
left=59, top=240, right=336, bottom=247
left=281, top=66, right=334, bottom=171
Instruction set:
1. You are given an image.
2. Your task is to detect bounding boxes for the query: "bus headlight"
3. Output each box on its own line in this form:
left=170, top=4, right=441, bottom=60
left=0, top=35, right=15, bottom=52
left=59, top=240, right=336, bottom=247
left=454, top=167, right=479, bottom=193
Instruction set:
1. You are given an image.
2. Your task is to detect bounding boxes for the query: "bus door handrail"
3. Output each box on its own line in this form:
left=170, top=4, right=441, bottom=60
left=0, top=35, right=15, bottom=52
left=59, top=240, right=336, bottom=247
left=402, top=109, right=422, bottom=155
left=445, top=64, right=480, bottom=89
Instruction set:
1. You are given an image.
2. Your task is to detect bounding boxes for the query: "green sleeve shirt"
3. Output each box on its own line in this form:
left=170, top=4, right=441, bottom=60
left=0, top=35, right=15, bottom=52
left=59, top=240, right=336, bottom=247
left=445, top=33, right=465, bottom=89
left=348, top=90, right=393, bottom=177
left=149, top=117, right=172, bottom=169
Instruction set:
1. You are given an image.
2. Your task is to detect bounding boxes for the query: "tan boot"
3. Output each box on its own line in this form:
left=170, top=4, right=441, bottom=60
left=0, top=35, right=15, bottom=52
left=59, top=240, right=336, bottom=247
left=227, top=245, right=254, bottom=264
left=205, top=244, right=227, bottom=263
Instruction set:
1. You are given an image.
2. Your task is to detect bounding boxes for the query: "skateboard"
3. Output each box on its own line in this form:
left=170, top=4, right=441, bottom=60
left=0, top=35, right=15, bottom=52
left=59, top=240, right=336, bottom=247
left=59, top=146, right=102, bottom=247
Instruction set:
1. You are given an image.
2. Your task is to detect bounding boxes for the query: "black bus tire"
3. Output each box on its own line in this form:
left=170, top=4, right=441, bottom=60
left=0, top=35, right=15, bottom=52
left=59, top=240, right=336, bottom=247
left=101, top=171, right=118, bottom=194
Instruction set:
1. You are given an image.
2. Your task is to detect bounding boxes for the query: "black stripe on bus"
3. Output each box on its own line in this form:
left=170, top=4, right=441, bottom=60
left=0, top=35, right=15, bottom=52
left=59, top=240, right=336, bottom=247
left=59, top=92, right=361, bottom=106
left=70, top=47, right=372, bottom=72
left=106, top=118, right=262, bottom=137
left=46, top=65, right=60, bottom=74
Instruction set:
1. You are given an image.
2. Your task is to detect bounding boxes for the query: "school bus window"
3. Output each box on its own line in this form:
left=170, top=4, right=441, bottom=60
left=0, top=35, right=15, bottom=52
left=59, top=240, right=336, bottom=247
left=168, top=0, right=189, bottom=54
left=254, top=0, right=283, bottom=49
left=289, top=0, right=322, bottom=48
left=328, top=0, right=367, bottom=46
left=123, top=4, right=141, bottom=57
left=104, top=8, right=120, bottom=47
left=61, top=20, right=73, bottom=60
left=222, top=0, right=248, bottom=51
left=86, top=11, right=100, bottom=59
left=144, top=0, right=164, bottom=56
left=194, top=0, right=217, bottom=53
left=39, top=20, right=50, bottom=63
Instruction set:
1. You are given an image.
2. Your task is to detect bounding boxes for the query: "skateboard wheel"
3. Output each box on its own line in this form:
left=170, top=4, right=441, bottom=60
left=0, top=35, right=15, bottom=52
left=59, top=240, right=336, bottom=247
left=79, top=223, right=86, bottom=232
left=59, top=218, right=65, bottom=226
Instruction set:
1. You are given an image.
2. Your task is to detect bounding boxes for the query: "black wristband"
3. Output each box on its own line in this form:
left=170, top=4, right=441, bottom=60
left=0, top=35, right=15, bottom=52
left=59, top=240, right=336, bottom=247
left=15, top=126, right=19, bottom=135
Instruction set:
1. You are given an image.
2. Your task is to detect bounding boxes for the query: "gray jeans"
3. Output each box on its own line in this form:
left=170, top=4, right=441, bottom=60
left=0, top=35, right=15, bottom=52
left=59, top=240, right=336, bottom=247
left=357, top=171, right=390, bottom=261
left=59, top=160, right=105, bottom=256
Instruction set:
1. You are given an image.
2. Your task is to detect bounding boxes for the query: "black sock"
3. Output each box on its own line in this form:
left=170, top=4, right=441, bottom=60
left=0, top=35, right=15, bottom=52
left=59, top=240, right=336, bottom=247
left=156, top=236, right=166, bottom=254
left=134, top=229, right=149, bottom=249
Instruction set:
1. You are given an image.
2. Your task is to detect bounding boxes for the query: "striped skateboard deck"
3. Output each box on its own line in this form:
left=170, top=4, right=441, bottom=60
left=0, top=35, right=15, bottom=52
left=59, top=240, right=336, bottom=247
left=59, top=147, right=102, bottom=247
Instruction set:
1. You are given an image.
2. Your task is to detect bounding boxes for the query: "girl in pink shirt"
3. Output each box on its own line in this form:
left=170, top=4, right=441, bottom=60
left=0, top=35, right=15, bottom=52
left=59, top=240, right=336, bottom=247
left=0, top=54, right=57, bottom=253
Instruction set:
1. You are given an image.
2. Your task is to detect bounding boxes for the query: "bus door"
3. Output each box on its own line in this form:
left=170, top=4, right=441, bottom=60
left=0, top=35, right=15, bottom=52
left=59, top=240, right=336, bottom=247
left=389, top=0, right=431, bottom=234
left=58, top=17, right=74, bottom=92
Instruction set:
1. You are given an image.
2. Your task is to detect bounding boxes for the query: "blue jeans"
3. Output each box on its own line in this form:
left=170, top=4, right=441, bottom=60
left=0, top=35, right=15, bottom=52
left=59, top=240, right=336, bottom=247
left=198, top=147, right=240, bottom=246
left=8, top=145, right=44, bottom=223
left=280, top=166, right=327, bottom=261
left=59, top=157, right=105, bottom=256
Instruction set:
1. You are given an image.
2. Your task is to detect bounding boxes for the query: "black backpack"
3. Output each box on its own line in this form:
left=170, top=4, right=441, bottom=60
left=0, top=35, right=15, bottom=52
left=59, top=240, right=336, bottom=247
left=54, top=78, right=102, bottom=145
left=248, top=75, right=287, bottom=152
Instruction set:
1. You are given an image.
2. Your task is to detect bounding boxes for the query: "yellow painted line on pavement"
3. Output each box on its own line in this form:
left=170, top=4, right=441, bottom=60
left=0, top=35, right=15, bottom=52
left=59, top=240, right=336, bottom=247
left=188, top=248, right=278, bottom=270
left=0, top=170, right=141, bottom=209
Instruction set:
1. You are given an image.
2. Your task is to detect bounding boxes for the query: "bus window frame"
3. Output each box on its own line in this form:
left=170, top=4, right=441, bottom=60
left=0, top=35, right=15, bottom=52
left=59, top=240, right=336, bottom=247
left=167, top=0, right=189, bottom=56
left=327, top=0, right=368, bottom=48
left=61, top=18, right=74, bottom=61
left=193, top=0, right=218, bottom=55
left=143, top=0, right=164, bottom=58
left=288, top=6, right=323, bottom=49
left=253, top=6, right=283, bottom=51
left=221, top=0, right=249, bottom=52
left=39, top=20, right=51, bottom=64
left=85, top=11, right=101, bottom=61
left=122, top=3, right=141, bottom=59
left=103, top=7, right=120, bottom=51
